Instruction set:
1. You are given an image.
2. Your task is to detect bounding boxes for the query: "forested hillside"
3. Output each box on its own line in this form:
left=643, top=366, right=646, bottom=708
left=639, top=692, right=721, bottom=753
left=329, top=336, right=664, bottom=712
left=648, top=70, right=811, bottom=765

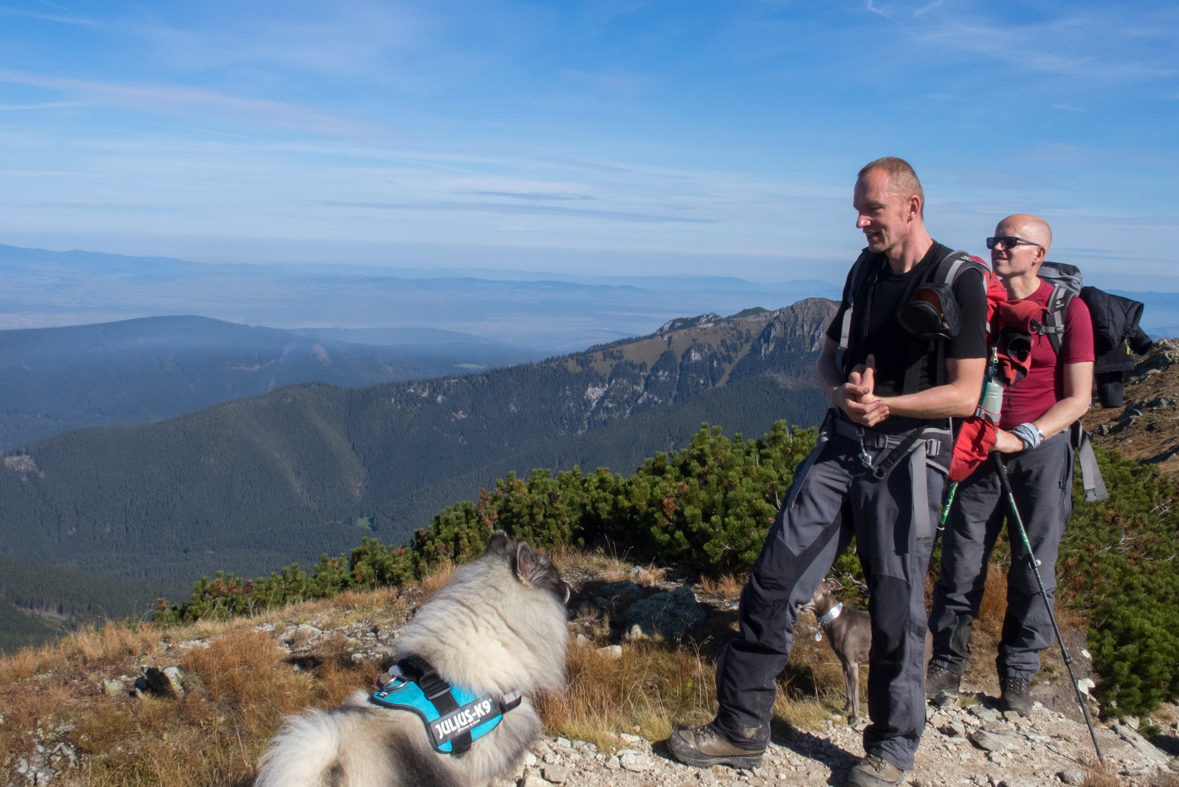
left=0, top=555, right=155, bottom=653
left=0, top=315, right=544, bottom=449
left=0, top=300, right=836, bottom=596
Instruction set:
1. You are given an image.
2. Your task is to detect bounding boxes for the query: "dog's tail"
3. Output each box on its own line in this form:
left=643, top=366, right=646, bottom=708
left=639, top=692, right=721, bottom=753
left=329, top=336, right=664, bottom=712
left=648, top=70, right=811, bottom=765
left=254, top=708, right=343, bottom=787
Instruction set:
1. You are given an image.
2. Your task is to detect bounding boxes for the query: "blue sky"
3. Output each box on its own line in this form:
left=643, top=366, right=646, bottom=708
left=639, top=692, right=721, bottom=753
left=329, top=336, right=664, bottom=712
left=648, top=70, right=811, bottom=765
left=0, top=0, right=1176, bottom=287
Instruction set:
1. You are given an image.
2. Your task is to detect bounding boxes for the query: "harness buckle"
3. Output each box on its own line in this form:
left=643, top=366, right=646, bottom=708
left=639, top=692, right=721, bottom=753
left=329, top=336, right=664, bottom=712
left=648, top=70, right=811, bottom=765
left=855, top=426, right=874, bottom=470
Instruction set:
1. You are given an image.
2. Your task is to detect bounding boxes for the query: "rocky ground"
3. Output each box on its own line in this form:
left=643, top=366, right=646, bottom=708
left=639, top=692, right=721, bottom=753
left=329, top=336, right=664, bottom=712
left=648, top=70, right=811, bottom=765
left=491, top=695, right=1179, bottom=787
left=10, top=575, right=1173, bottom=787
left=1085, top=339, right=1179, bottom=481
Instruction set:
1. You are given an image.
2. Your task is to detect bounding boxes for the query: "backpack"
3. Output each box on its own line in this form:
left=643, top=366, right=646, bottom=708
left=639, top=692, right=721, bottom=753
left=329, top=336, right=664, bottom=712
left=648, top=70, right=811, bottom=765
left=835, top=248, right=988, bottom=391
left=1037, top=262, right=1150, bottom=364
left=1013, top=260, right=1124, bottom=501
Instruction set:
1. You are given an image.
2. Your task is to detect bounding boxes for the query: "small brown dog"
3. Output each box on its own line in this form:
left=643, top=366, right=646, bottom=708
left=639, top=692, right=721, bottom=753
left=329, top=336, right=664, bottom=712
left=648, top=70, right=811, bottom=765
left=802, top=578, right=872, bottom=722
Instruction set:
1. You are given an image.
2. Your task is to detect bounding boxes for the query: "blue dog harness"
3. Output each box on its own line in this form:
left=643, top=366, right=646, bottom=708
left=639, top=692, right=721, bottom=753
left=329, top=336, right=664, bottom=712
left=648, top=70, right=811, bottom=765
left=369, top=655, right=522, bottom=756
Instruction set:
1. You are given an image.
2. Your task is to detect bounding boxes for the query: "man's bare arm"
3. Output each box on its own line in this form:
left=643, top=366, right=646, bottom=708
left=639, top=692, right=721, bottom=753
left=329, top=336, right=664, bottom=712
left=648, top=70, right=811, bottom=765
left=994, top=361, right=1092, bottom=452
left=876, top=357, right=985, bottom=420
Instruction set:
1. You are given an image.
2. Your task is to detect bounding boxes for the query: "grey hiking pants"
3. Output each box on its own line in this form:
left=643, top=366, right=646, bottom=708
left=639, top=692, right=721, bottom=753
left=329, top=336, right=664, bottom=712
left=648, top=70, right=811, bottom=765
left=928, top=431, right=1074, bottom=681
left=712, top=412, right=945, bottom=771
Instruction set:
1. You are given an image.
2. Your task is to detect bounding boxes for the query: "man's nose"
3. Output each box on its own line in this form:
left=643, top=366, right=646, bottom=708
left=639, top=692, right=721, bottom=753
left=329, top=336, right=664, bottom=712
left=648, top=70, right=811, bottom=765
left=856, top=214, right=870, bottom=228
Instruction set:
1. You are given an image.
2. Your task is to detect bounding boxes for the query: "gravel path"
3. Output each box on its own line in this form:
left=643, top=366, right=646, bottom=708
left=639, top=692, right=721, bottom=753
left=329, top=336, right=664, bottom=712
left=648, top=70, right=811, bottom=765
left=497, top=698, right=1177, bottom=787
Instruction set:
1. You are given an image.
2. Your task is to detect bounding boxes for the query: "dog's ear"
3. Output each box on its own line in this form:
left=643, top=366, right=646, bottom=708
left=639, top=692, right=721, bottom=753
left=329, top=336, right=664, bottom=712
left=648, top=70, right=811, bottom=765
left=514, top=542, right=542, bottom=586
left=485, top=530, right=513, bottom=559
left=828, top=578, right=844, bottom=592
left=514, top=542, right=568, bottom=603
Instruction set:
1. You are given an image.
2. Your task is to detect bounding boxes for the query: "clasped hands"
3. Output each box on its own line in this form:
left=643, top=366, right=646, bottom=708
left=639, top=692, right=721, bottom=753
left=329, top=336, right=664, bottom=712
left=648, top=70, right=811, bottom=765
left=835, top=354, right=889, bottom=427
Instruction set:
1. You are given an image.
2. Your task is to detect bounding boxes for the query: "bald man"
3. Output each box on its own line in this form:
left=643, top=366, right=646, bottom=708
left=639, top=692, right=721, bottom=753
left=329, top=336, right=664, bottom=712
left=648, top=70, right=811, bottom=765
left=926, top=214, right=1095, bottom=714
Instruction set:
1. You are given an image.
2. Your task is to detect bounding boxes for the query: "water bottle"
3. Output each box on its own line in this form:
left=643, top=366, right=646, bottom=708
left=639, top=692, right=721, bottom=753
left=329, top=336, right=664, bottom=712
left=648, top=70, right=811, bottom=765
left=978, top=377, right=1004, bottom=422
left=976, top=347, right=1003, bottom=422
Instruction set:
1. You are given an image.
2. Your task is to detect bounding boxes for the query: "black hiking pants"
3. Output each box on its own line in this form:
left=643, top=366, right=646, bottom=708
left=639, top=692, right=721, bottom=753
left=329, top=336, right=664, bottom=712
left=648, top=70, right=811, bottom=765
left=928, top=431, right=1074, bottom=681
left=712, top=413, right=944, bottom=771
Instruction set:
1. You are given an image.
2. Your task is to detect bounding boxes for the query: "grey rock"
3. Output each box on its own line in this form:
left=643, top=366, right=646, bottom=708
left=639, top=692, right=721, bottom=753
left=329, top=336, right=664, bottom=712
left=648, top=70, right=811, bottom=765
left=520, top=775, right=548, bottom=787
left=970, top=706, right=1000, bottom=723
left=1058, top=769, right=1087, bottom=785
left=618, top=750, right=653, bottom=772
left=604, top=755, right=621, bottom=770
left=939, top=722, right=966, bottom=738
left=1114, top=724, right=1168, bottom=765
left=542, top=750, right=561, bottom=764
left=624, top=586, right=704, bottom=639
left=597, top=645, right=623, bottom=659
left=162, top=666, right=185, bottom=691
left=142, top=666, right=183, bottom=697
left=542, top=764, right=569, bottom=783
left=618, top=733, right=642, bottom=744
left=968, top=729, right=1019, bottom=752
left=102, top=678, right=126, bottom=697
left=932, top=691, right=960, bottom=709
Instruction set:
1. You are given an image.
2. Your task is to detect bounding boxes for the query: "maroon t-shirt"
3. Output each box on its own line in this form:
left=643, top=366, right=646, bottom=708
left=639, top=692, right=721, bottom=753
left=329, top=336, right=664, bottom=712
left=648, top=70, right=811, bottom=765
left=1000, top=280, right=1095, bottom=430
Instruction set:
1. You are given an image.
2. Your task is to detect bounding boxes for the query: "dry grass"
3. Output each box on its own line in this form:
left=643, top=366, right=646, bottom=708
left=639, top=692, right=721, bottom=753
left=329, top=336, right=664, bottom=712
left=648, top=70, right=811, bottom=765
left=538, top=597, right=851, bottom=751
left=1080, top=756, right=1123, bottom=787
left=2, top=548, right=1064, bottom=784
left=548, top=544, right=632, bottom=581
left=699, top=573, right=747, bottom=599
left=536, top=637, right=717, bottom=749
left=0, top=586, right=406, bottom=786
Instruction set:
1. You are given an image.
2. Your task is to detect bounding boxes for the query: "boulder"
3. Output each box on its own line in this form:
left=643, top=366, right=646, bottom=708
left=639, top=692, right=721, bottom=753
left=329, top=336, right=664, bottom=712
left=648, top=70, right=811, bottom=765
left=624, top=586, right=704, bottom=639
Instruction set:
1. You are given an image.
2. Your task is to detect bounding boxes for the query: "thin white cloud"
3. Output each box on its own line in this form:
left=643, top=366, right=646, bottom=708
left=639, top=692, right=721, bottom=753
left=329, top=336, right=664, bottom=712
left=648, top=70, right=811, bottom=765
left=916, top=12, right=1177, bottom=81
left=913, top=0, right=943, bottom=16
left=561, top=69, right=656, bottom=97
left=0, top=69, right=380, bottom=136
left=864, top=1, right=918, bottom=37
left=318, top=200, right=715, bottom=224
left=0, top=101, right=86, bottom=110
left=0, top=6, right=96, bottom=25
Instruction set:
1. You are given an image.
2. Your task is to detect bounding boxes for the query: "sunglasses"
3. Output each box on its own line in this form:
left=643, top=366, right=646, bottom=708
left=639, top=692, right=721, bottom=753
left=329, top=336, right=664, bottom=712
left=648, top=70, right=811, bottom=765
left=986, top=236, right=1042, bottom=250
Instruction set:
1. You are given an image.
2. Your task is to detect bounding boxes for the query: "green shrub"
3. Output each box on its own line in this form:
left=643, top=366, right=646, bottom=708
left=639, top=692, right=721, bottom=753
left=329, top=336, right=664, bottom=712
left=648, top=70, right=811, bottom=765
left=161, top=422, right=1179, bottom=719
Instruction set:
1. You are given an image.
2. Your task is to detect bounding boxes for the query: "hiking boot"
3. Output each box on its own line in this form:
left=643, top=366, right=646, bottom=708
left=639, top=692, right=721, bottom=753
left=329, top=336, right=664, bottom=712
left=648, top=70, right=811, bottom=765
left=999, top=674, right=1033, bottom=716
left=925, top=662, right=960, bottom=698
left=666, top=724, right=764, bottom=769
left=847, top=754, right=907, bottom=787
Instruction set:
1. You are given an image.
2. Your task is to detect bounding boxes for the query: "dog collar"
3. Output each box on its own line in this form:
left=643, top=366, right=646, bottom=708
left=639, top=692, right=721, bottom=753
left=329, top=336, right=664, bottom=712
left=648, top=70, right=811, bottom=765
left=369, top=655, right=521, bottom=756
left=814, top=603, right=843, bottom=641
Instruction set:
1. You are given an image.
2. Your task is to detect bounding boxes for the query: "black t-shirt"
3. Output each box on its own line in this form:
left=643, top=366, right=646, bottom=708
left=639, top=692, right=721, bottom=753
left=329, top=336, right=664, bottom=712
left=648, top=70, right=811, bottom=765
left=825, top=242, right=987, bottom=418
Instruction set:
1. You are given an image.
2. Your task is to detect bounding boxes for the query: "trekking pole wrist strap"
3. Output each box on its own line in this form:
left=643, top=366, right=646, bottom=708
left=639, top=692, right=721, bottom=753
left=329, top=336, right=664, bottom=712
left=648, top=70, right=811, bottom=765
left=1009, top=423, right=1044, bottom=451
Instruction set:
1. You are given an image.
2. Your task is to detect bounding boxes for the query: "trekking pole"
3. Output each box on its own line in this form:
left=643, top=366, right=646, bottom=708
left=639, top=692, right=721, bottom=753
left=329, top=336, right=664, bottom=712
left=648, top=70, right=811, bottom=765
left=938, top=482, right=958, bottom=529
left=993, top=454, right=1103, bottom=762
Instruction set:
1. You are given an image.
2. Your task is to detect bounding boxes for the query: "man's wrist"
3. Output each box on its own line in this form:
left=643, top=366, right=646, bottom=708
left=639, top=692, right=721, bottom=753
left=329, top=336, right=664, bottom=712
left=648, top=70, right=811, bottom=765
left=1009, top=422, right=1044, bottom=451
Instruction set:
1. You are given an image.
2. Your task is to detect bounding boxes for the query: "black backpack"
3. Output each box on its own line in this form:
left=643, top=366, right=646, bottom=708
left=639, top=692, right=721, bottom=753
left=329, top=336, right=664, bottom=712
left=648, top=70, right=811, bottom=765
left=1037, top=262, right=1152, bottom=406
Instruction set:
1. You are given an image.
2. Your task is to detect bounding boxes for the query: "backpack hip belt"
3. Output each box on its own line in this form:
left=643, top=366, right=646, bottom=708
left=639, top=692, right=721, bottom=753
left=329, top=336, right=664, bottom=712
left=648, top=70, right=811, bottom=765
left=832, top=415, right=951, bottom=540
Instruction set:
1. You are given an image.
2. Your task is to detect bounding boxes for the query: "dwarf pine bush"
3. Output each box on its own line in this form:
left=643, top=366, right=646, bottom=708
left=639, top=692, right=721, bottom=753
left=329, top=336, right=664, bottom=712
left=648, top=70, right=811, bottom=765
left=164, top=421, right=1178, bottom=718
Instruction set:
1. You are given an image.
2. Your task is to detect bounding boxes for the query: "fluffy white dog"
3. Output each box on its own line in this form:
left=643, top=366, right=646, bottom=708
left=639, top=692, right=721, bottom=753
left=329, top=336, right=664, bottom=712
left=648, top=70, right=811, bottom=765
left=255, top=532, right=569, bottom=787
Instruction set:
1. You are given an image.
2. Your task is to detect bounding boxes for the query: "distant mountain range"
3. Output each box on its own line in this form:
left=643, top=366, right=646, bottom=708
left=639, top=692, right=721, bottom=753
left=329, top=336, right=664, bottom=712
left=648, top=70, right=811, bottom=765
left=0, top=316, right=547, bottom=450
left=0, top=243, right=840, bottom=351
left=0, top=299, right=837, bottom=601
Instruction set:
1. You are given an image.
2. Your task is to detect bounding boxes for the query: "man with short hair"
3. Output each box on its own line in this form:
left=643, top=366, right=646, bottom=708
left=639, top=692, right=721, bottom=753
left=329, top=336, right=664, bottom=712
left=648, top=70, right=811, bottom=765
left=926, top=214, right=1094, bottom=715
left=667, top=158, right=987, bottom=787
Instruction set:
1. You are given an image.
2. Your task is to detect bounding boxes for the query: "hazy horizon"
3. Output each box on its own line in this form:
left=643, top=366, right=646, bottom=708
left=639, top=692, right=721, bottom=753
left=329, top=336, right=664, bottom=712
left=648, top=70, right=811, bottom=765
left=1, top=1, right=1175, bottom=289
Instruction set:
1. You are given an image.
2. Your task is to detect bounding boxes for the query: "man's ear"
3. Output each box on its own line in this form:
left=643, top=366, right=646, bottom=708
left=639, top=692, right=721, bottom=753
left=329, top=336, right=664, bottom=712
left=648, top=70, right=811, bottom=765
left=908, top=193, right=923, bottom=221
